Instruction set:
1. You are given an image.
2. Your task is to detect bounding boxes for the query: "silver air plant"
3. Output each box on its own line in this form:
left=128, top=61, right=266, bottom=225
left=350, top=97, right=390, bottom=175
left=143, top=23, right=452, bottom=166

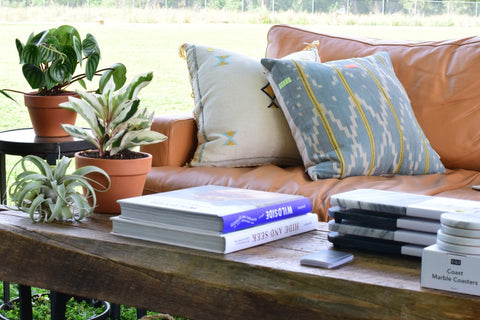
left=7, top=155, right=110, bottom=222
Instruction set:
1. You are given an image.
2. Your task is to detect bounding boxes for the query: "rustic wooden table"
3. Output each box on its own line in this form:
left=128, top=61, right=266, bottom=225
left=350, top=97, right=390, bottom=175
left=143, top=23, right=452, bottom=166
left=0, top=207, right=478, bottom=320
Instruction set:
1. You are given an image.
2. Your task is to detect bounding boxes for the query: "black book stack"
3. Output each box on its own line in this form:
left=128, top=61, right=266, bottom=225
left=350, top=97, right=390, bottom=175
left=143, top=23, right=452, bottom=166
left=327, top=189, right=480, bottom=257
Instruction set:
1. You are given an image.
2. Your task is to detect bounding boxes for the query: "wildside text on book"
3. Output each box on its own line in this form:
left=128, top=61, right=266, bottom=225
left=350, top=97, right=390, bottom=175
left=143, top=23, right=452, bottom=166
left=117, top=185, right=312, bottom=233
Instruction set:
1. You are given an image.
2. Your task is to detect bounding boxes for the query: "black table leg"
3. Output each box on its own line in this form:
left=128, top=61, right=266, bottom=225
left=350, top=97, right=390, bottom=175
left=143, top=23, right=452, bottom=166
left=1, top=152, right=6, bottom=204
left=18, top=285, right=32, bottom=320
left=2, top=281, right=10, bottom=303
left=1, top=155, right=13, bottom=317
left=137, top=308, right=147, bottom=318
left=110, top=303, right=120, bottom=319
left=50, top=291, right=68, bottom=320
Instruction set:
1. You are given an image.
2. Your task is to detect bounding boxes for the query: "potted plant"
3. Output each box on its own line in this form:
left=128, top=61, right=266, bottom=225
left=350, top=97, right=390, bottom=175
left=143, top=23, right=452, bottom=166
left=0, top=24, right=127, bottom=137
left=6, top=155, right=110, bottom=222
left=60, top=71, right=167, bottom=214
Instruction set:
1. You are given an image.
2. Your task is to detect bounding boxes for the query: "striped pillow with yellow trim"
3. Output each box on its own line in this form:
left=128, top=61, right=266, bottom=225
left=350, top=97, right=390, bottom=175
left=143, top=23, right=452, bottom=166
left=261, top=52, right=445, bottom=180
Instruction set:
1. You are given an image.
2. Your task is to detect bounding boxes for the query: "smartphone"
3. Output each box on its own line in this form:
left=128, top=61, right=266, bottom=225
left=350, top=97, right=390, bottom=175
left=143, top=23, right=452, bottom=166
left=300, top=249, right=354, bottom=269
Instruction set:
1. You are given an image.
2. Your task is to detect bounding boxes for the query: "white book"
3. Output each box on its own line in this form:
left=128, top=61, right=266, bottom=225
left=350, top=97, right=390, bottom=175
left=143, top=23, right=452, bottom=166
left=396, top=217, right=440, bottom=234
left=111, top=213, right=318, bottom=254
left=330, top=189, right=480, bottom=220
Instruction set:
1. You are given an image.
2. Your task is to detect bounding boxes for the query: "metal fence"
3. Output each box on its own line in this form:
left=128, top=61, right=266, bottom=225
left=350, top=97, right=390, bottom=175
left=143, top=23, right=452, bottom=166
left=348, top=0, right=480, bottom=16
left=0, top=0, right=479, bottom=24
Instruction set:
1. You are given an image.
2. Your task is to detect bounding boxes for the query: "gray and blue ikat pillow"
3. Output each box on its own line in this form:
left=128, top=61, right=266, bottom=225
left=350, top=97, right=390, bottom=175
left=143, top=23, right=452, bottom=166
left=261, top=52, right=445, bottom=180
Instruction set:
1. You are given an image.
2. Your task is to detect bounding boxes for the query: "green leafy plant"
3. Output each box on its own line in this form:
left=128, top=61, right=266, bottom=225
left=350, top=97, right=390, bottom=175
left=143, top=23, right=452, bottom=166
left=6, top=155, right=110, bottom=222
left=0, top=292, right=108, bottom=320
left=60, top=72, right=167, bottom=158
left=0, top=24, right=126, bottom=100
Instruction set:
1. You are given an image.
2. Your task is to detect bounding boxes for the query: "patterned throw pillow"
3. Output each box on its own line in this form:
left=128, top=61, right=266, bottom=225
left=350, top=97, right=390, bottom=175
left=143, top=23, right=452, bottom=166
left=261, top=52, right=446, bottom=180
left=180, top=43, right=320, bottom=167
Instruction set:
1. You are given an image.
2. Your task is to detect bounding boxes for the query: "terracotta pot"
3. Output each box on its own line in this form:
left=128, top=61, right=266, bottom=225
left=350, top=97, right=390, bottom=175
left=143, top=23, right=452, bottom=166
left=24, top=92, right=78, bottom=137
left=75, top=151, right=153, bottom=214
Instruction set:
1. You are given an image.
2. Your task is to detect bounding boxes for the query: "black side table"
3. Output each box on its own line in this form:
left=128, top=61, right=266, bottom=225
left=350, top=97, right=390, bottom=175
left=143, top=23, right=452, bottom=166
left=0, top=128, right=94, bottom=204
left=0, top=127, right=94, bottom=320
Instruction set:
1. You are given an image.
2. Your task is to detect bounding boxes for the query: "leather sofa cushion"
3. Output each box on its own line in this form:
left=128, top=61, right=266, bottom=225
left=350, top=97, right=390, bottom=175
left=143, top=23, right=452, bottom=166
left=141, top=114, right=197, bottom=167
left=144, top=165, right=480, bottom=221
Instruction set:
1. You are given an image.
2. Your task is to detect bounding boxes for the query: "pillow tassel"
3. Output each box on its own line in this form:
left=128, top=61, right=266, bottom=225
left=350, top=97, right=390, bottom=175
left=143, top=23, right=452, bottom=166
left=178, top=43, right=187, bottom=60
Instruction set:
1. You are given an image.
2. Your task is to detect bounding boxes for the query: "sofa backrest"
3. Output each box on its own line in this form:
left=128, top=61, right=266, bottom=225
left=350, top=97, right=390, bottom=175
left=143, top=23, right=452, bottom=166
left=266, top=24, right=480, bottom=171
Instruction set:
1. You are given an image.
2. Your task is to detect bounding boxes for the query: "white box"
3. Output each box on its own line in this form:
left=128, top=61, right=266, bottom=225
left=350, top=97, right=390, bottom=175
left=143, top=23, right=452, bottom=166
left=421, top=244, right=480, bottom=296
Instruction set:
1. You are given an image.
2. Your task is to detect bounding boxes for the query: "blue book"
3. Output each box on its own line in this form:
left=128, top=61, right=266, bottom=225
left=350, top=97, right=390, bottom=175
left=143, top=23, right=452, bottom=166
left=117, top=185, right=312, bottom=233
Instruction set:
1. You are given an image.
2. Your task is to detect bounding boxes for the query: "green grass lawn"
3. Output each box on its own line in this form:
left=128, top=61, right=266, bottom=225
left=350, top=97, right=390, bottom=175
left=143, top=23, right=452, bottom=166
left=0, top=23, right=273, bottom=127
left=2, top=22, right=480, bottom=124
left=2, top=22, right=480, bottom=129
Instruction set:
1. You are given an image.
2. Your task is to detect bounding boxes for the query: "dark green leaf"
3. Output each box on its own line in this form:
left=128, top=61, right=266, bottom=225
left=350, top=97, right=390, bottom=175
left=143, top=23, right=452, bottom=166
left=59, top=45, right=78, bottom=75
left=22, top=44, right=42, bottom=66
left=111, top=63, right=127, bottom=88
left=98, top=63, right=127, bottom=93
left=22, top=64, right=45, bottom=89
left=0, top=90, right=17, bottom=103
left=73, top=36, right=83, bottom=66
left=29, top=30, right=49, bottom=46
left=82, top=34, right=100, bottom=57
left=54, top=25, right=81, bottom=46
left=15, top=39, right=24, bottom=63
left=85, top=52, right=100, bottom=81
left=48, top=60, right=70, bottom=83
left=38, top=46, right=57, bottom=64
left=78, top=78, right=87, bottom=89
left=44, top=71, right=58, bottom=91
left=25, top=31, right=35, bottom=44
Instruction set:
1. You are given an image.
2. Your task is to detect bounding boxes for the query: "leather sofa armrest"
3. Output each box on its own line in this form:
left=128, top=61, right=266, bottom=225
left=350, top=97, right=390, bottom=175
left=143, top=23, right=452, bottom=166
left=141, top=113, right=197, bottom=167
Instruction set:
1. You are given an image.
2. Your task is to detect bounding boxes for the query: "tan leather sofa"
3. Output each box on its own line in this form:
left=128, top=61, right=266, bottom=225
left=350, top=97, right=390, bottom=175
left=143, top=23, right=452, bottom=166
left=141, top=24, right=480, bottom=222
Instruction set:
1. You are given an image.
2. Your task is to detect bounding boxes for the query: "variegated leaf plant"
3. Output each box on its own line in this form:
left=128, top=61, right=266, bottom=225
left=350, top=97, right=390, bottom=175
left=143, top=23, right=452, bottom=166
left=60, top=72, right=167, bottom=157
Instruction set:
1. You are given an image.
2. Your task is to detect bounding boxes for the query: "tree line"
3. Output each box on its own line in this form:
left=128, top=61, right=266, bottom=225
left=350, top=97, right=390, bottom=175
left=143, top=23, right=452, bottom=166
left=2, top=0, right=479, bottom=16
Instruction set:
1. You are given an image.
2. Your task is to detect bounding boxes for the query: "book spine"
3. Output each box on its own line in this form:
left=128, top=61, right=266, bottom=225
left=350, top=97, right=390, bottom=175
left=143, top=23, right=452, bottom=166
left=221, top=197, right=312, bottom=233
left=396, top=217, right=440, bottom=234
left=328, top=232, right=423, bottom=257
left=330, top=196, right=407, bottom=215
left=223, top=213, right=318, bottom=253
left=393, top=230, right=437, bottom=246
left=328, top=220, right=436, bottom=246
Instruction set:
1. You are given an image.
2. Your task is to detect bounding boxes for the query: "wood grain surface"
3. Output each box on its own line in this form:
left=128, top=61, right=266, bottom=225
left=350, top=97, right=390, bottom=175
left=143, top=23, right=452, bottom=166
left=0, top=207, right=478, bottom=319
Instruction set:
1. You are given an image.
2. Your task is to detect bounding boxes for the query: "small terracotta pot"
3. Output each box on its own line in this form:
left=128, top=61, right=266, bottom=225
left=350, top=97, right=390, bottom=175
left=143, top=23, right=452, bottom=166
left=24, top=92, right=77, bottom=137
left=75, top=151, right=153, bottom=214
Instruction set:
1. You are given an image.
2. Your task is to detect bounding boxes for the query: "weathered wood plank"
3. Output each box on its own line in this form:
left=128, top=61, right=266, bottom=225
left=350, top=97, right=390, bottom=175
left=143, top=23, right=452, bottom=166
left=0, top=208, right=479, bottom=319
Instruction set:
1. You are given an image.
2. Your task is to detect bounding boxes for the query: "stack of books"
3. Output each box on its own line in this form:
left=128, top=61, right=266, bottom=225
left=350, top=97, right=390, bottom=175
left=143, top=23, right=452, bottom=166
left=327, top=189, right=480, bottom=257
left=111, top=185, right=318, bottom=254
